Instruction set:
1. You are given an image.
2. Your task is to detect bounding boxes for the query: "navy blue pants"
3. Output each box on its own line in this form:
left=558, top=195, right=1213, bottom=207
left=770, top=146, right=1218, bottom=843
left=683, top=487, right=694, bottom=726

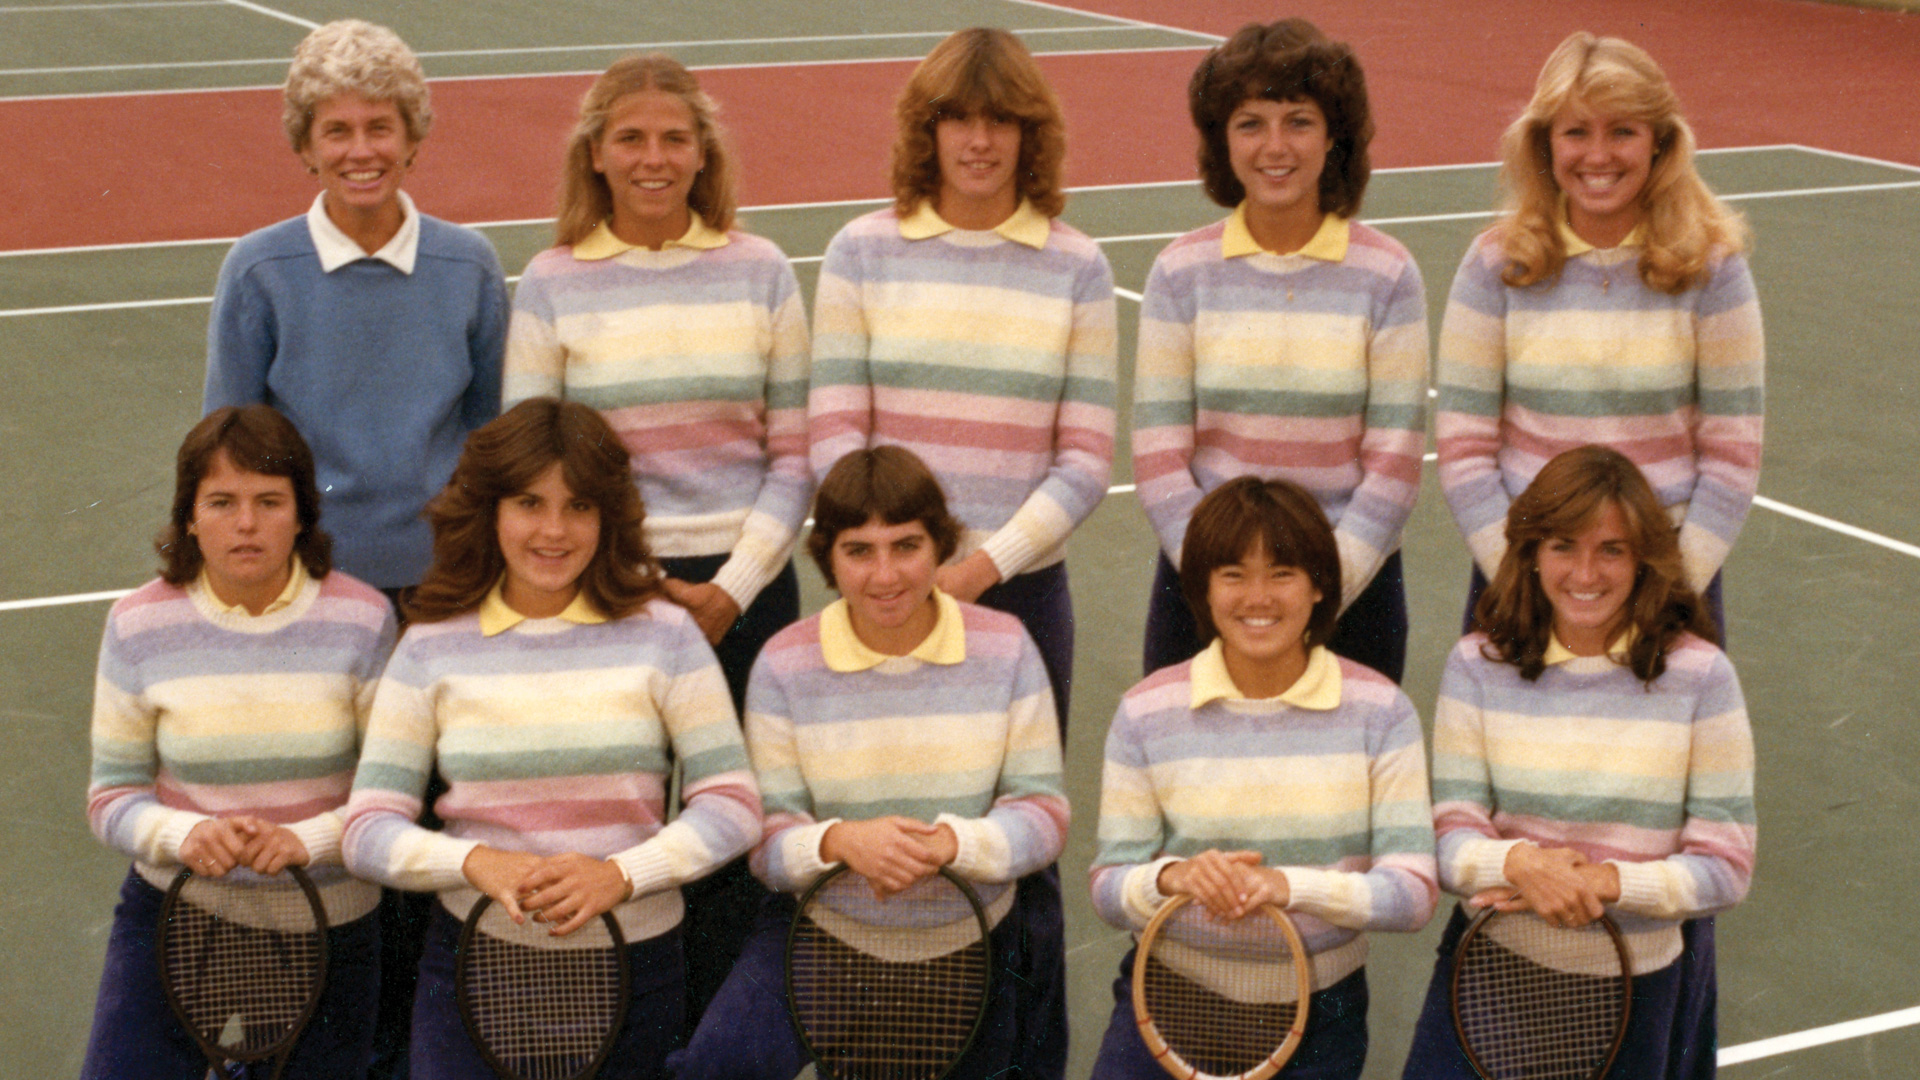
left=409, top=905, right=685, bottom=1080
left=82, top=868, right=380, bottom=1080
left=1398, top=906, right=1716, bottom=1080
left=659, top=555, right=797, bottom=1037
left=1144, top=550, right=1408, bottom=683
left=672, top=890, right=1029, bottom=1080
left=1092, top=948, right=1371, bottom=1080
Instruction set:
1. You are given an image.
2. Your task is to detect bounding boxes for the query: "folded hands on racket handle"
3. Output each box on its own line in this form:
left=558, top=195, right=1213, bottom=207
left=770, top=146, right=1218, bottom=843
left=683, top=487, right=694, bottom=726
left=1475, top=843, right=1622, bottom=928
left=179, top=815, right=311, bottom=879
left=1158, top=849, right=1291, bottom=922
left=820, top=817, right=959, bottom=899
left=462, top=846, right=633, bottom=936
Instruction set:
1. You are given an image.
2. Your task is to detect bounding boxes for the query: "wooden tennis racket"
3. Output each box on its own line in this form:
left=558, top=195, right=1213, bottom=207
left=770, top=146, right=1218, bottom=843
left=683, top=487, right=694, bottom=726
left=156, top=865, right=329, bottom=1080
left=1132, top=892, right=1314, bottom=1080
left=454, top=895, right=630, bottom=1080
left=784, top=864, right=995, bottom=1080
left=1449, top=902, right=1633, bottom=1080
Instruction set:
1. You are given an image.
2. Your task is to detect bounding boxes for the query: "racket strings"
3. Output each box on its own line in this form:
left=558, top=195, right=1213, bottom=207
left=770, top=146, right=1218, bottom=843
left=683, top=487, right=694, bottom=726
left=788, top=906, right=990, bottom=1080
left=160, top=878, right=323, bottom=1056
left=1454, top=920, right=1628, bottom=1080
left=462, top=918, right=625, bottom=1080
left=1138, top=946, right=1301, bottom=1079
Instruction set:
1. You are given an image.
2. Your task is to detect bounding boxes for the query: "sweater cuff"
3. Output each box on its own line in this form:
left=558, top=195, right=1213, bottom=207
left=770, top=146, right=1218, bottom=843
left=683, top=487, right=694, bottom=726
left=980, top=527, right=1042, bottom=583
left=1608, top=859, right=1678, bottom=919
left=1458, top=837, right=1526, bottom=894
left=613, top=842, right=679, bottom=900
left=285, top=812, right=344, bottom=868
left=935, top=813, right=1006, bottom=884
left=156, top=810, right=213, bottom=864
left=1281, top=866, right=1339, bottom=918
left=710, top=545, right=783, bottom=614
left=1466, top=525, right=1507, bottom=583
left=1123, top=856, right=1183, bottom=929
left=422, top=835, right=485, bottom=891
left=778, top=820, right=841, bottom=889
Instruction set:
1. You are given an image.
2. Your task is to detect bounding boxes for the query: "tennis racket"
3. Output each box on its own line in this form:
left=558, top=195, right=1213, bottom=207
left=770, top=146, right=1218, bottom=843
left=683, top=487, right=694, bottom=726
left=1449, top=902, right=1633, bottom=1080
left=455, top=895, right=631, bottom=1080
left=1132, top=893, right=1314, bottom=1080
left=785, top=864, right=995, bottom=1080
left=156, top=865, right=329, bottom=1080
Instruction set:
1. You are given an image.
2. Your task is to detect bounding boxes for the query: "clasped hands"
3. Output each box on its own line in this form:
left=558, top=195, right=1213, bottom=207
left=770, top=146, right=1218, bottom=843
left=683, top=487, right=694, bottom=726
left=821, top=817, right=960, bottom=900
left=1157, top=849, right=1290, bottom=922
left=463, top=847, right=632, bottom=937
left=1473, top=842, right=1622, bottom=929
left=179, top=816, right=310, bottom=878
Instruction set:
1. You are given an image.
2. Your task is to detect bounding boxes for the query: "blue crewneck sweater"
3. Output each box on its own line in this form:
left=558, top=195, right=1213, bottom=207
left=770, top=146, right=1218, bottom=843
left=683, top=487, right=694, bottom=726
left=204, top=214, right=508, bottom=587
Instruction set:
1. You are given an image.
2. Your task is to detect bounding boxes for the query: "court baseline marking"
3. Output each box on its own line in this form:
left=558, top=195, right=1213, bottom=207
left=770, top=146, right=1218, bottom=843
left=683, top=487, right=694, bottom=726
left=0, top=0, right=221, bottom=10
left=0, top=24, right=1163, bottom=79
left=213, top=0, right=311, bottom=30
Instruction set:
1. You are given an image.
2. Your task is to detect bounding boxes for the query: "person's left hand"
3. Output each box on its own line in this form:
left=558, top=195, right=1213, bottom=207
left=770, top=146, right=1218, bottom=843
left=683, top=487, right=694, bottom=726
left=235, top=820, right=311, bottom=876
left=934, top=552, right=1001, bottom=604
left=663, top=579, right=741, bottom=645
left=516, top=853, right=632, bottom=937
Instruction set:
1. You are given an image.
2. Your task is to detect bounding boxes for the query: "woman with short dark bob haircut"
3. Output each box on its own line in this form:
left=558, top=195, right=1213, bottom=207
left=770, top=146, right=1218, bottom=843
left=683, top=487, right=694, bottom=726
left=84, top=405, right=394, bottom=1079
left=1133, top=18, right=1428, bottom=685
left=808, top=31, right=1117, bottom=1076
left=1401, top=447, right=1755, bottom=1080
left=344, top=399, right=761, bottom=1080
left=1093, top=475, right=1436, bottom=1079
left=804, top=445, right=964, bottom=587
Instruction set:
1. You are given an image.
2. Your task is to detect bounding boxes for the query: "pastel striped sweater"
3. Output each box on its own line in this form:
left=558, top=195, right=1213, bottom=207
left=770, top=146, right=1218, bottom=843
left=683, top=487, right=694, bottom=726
left=1430, top=634, right=1757, bottom=973
left=342, top=598, right=761, bottom=942
left=808, top=208, right=1118, bottom=578
left=1092, top=646, right=1437, bottom=989
left=89, top=571, right=395, bottom=921
left=1434, top=231, right=1765, bottom=589
left=1132, top=216, right=1430, bottom=608
left=743, top=598, right=1068, bottom=918
left=504, top=232, right=812, bottom=610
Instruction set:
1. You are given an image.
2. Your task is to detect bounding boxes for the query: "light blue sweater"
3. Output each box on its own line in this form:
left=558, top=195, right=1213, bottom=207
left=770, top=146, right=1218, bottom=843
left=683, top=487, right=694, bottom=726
left=204, top=214, right=508, bottom=587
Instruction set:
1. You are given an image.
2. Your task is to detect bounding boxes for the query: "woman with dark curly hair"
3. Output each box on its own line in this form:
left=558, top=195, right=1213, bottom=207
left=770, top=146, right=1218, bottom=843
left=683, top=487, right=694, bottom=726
left=1133, top=18, right=1428, bottom=685
left=1401, top=447, right=1755, bottom=1080
left=343, top=399, right=761, bottom=1080
left=807, top=31, right=1115, bottom=1076
left=83, top=405, right=394, bottom=1079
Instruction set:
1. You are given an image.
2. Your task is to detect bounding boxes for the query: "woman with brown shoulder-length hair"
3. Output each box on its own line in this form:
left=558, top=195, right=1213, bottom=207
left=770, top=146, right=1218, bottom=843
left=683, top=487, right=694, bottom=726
left=807, top=30, right=1117, bottom=1077
left=83, top=405, right=394, bottom=1079
left=1132, top=18, right=1429, bottom=686
left=344, top=399, right=762, bottom=1080
left=1402, top=446, right=1755, bottom=1080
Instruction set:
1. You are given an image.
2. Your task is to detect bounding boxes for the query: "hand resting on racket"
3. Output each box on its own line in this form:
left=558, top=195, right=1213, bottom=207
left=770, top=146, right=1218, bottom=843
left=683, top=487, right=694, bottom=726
left=1470, top=843, right=1622, bottom=928
left=820, top=817, right=960, bottom=900
left=463, top=846, right=633, bottom=935
left=179, top=815, right=311, bottom=877
left=1157, top=849, right=1291, bottom=922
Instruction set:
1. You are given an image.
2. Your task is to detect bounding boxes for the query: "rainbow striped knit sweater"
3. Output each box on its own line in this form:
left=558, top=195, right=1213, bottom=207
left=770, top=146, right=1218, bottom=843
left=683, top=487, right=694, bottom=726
left=1434, top=229, right=1765, bottom=590
left=1131, top=212, right=1430, bottom=608
left=743, top=593, right=1067, bottom=912
left=343, top=596, right=760, bottom=942
left=807, top=205, right=1117, bottom=578
left=1092, top=644, right=1437, bottom=989
left=505, top=226, right=812, bottom=610
left=1431, top=633, right=1757, bottom=972
left=89, top=571, right=395, bottom=920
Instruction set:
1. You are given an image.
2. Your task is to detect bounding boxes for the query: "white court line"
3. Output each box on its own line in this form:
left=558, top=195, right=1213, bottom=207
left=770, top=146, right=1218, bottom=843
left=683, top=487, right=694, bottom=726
left=0, top=588, right=134, bottom=612
left=0, top=0, right=221, bottom=10
left=0, top=24, right=1168, bottom=79
left=15, top=174, right=1920, bottom=318
left=1719, top=1004, right=1920, bottom=1067
left=214, top=0, right=311, bottom=30
left=1752, top=496, right=1920, bottom=560
left=1788, top=142, right=1920, bottom=177
left=998, top=0, right=1222, bottom=43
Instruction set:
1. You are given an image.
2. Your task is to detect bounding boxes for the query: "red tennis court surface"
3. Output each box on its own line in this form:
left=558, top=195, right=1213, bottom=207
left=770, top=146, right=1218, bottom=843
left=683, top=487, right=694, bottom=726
left=2, top=0, right=1916, bottom=250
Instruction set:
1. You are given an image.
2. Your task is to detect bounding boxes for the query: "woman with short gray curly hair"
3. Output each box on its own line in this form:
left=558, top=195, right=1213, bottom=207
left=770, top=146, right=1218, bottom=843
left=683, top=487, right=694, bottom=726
left=201, top=18, right=509, bottom=1079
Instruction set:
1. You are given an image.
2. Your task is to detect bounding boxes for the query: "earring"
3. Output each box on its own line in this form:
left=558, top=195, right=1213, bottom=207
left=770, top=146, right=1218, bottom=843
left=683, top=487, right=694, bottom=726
left=307, top=165, right=319, bottom=176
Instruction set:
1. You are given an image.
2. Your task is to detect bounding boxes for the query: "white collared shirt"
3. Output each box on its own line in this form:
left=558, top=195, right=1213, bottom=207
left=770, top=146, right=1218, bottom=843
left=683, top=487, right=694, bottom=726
left=306, top=190, right=421, bottom=274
